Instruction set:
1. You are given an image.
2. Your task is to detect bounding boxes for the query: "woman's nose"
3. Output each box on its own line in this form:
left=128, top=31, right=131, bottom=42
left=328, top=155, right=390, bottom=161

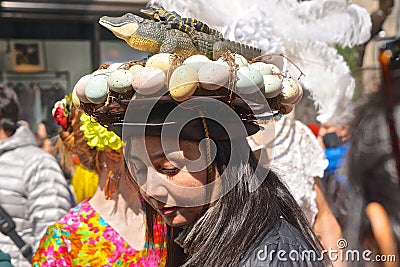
left=142, top=169, right=169, bottom=199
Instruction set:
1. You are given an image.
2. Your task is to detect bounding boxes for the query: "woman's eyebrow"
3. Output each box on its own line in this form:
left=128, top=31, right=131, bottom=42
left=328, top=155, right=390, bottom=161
left=127, top=155, right=148, bottom=164
left=128, top=150, right=185, bottom=162
left=149, top=151, right=166, bottom=161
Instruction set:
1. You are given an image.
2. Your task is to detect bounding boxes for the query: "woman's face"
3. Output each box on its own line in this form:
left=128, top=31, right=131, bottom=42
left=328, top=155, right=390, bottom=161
left=127, top=135, right=209, bottom=227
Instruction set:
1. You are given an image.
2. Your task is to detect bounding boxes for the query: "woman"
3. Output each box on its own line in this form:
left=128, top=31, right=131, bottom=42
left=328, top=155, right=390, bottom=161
left=32, top=100, right=167, bottom=266
left=123, top=101, right=327, bottom=266
left=77, top=59, right=328, bottom=265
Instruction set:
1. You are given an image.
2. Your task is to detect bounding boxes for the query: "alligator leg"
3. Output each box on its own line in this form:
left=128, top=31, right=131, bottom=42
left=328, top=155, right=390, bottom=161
left=182, top=17, right=223, bottom=39
left=168, top=21, right=199, bottom=47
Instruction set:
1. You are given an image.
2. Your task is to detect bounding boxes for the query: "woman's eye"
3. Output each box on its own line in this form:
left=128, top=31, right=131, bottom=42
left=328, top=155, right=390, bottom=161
left=161, top=167, right=179, bottom=175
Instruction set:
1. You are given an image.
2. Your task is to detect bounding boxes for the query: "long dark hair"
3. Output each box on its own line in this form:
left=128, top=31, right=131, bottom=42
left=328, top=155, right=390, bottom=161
left=346, top=90, right=400, bottom=247
left=0, top=84, right=19, bottom=133
left=172, top=137, right=324, bottom=266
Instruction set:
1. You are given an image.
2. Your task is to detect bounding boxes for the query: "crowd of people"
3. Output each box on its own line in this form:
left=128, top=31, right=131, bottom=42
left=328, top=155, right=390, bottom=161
left=0, top=1, right=400, bottom=267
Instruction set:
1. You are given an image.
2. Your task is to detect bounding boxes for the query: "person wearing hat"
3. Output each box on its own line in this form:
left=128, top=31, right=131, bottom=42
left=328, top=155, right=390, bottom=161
left=74, top=51, right=328, bottom=265
left=64, top=6, right=332, bottom=264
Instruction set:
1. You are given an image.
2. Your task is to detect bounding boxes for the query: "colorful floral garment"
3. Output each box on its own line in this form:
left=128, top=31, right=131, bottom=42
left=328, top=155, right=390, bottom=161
left=32, top=199, right=167, bottom=267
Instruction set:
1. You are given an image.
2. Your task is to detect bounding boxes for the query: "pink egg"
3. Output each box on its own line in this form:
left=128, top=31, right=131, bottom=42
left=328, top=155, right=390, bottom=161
left=198, top=61, right=230, bottom=90
left=131, top=67, right=166, bottom=95
left=74, top=74, right=92, bottom=103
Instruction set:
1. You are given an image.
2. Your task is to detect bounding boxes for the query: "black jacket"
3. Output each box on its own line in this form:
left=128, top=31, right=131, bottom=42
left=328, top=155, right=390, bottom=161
left=241, top=219, right=327, bottom=266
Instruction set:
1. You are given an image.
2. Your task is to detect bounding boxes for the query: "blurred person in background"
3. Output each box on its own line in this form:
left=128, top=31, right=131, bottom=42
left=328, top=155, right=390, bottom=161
left=34, top=120, right=56, bottom=155
left=346, top=37, right=400, bottom=267
left=0, top=84, right=71, bottom=267
left=0, top=250, right=13, bottom=267
left=32, top=98, right=167, bottom=266
left=317, top=118, right=352, bottom=228
left=318, top=119, right=350, bottom=183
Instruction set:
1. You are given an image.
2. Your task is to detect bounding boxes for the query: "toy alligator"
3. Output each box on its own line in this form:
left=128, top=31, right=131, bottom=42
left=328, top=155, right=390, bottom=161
left=99, top=13, right=261, bottom=60
left=140, top=4, right=224, bottom=45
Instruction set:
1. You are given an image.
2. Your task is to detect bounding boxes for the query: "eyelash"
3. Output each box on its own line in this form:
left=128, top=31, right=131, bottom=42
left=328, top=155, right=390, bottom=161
left=161, top=167, right=179, bottom=176
left=130, top=158, right=180, bottom=177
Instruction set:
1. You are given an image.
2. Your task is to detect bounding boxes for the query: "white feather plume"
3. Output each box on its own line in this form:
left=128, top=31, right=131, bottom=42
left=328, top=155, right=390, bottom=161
left=285, top=40, right=355, bottom=124
left=269, top=0, right=372, bottom=47
left=151, top=0, right=370, bottom=123
left=153, top=0, right=371, bottom=47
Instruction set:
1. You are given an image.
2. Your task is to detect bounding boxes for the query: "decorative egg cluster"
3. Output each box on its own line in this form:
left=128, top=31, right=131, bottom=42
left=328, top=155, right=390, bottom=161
left=72, top=52, right=303, bottom=115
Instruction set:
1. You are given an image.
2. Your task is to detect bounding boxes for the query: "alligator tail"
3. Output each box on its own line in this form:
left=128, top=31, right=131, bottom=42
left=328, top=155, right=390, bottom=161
left=213, top=40, right=262, bottom=60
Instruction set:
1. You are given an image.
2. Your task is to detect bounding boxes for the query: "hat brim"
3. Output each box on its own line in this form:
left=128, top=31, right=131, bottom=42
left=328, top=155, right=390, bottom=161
left=109, top=95, right=268, bottom=141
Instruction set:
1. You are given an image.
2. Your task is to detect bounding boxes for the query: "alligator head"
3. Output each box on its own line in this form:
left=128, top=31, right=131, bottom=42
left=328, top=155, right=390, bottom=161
left=99, top=13, right=145, bottom=40
left=140, top=6, right=161, bottom=20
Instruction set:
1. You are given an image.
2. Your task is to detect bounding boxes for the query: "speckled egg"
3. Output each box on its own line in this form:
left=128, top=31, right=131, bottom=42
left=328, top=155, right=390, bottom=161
left=128, top=64, right=144, bottom=74
left=107, top=69, right=133, bottom=93
left=266, top=64, right=281, bottom=74
left=280, top=103, right=294, bottom=115
left=169, top=65, right=199, bottom=102
left=131, top=67, right=166, bottom=95
left=234, top=54, right=248, bottom=67
left=74, top=74, right=92, bottom=103
left=215, top=58, right=230, bottom=68
left=85, top=75, right=109, bottom=104
left=263, top=75, right=282, bottom=98
left=236, top=66, right=264, bottom=94
left=183, top=55, right=211, bottom=71
left=145, top=53, right=173, bottom=72
left=92, top=69, right=108, bottom=76
left=107, top=63, right=124, bottom=72
left=281, top=78, right=301, bottom=104
left=291, top=82, right=303, bottom=104
left=250, top=62, right=273, bottom=75
left=198, top=61, right=230, bottom=90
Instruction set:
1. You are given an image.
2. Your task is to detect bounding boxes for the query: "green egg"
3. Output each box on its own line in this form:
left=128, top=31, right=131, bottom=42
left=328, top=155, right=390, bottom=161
left=85, top=75, right=109, bottom=104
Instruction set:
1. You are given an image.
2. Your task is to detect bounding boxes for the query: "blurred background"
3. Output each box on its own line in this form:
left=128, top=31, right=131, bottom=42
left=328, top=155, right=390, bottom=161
left=0, top=0, right=399, bottom=133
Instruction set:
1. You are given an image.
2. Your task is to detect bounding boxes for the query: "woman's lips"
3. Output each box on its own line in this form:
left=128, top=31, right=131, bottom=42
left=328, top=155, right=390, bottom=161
left=159, top=206, right=177, bottom=215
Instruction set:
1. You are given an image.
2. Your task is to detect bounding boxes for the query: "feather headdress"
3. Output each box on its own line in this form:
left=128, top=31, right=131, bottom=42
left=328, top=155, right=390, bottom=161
left=151, top=0, right=371, bottom=125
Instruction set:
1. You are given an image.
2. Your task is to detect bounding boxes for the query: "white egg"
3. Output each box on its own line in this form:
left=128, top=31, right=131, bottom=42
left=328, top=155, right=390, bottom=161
left=107, top=63, right=124, bottom=72
left=266, top=64, right=281, bottom=74
left=290, top=82, right=303, bottom=104
left=198, top=61, right=230, bottom=90
left=250, top=62, right=273, bottom=75
left=145, top=53, right=173, bottom=72
left=131, top=67, right=166, bottom=95
left=263, top=75, right=282, bottom=98
left=215, top=58, right=230, bottom=68
left=107, top=69, right=133, bottom=93
left=169, top=65, right=199, bottom=102
left=183, top=55, right=211, bottom=71
left=128, top=64, right=144, bottom=74
left=215, top=58, right=237, bottom=74
left=92, top=69, right=109, bottom=75
left=281, top=78, right=301, bottom=104
left=236, top=67, right=264, bottom=95
left=234, top=54, right=248, bottom=67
